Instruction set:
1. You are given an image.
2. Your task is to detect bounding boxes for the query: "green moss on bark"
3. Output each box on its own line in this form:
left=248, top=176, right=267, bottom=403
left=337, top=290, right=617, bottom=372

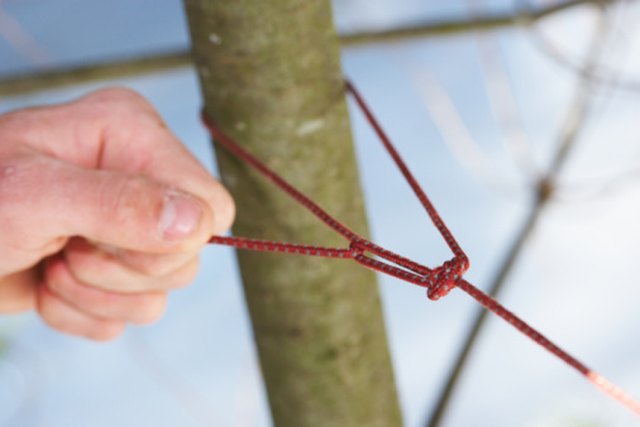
left=183, top=1, right=403, bottom=426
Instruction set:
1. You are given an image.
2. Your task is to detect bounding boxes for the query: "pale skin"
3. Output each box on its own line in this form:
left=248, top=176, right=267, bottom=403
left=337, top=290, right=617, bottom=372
left=0, top=88, right=235, bottom=341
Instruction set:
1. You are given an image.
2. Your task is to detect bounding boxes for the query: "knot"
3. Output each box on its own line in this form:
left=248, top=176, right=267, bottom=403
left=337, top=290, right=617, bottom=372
left=426, top=256, right=469, bottom=301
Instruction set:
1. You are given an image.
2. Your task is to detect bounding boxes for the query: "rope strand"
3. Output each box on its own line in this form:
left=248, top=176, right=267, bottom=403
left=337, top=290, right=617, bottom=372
left=202, top=80, right=640, bottom=416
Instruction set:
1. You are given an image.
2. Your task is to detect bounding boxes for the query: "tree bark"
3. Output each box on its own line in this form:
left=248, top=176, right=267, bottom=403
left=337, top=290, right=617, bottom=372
left=182, top=1, right=403, bottom=426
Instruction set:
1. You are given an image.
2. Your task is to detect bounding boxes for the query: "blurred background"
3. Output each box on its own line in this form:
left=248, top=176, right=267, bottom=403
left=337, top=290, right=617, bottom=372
left=1, top=0, right=639, bottom=426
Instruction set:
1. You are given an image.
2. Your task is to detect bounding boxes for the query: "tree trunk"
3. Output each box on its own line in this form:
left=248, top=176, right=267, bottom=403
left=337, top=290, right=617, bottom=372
left=182, top=1, right=403, bottom=426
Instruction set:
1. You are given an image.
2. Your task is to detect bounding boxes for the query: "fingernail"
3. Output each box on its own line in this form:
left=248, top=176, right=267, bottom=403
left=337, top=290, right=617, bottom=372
left=159, top=189, right=203, bottom=240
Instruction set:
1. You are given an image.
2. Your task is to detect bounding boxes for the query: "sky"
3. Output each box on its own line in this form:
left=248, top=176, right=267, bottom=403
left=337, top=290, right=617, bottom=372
left=1, top=1, right=640, bottom=427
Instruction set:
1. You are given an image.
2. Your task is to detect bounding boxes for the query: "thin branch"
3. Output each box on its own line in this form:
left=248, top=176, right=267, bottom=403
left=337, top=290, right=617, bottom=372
left=549, top=0, right=639, bottom=204
left=425, top=6, right=611, bottom=427
left=0, top=0, right=609, bottom=98
left=0, top=49, right=192, bottom=98
left=556, top=167, right=640, bottom=202
left=524, top=0, right=640, bottom=93
left=341, top=0, right=610, bottom=46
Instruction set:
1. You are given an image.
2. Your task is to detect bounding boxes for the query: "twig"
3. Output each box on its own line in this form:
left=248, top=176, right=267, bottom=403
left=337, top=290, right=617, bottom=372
left=0, top=49, right=191, bottom=98
left=425, top=5, right=611, bottom=427
left=341, top=0, right=610, bottom=45
left=524, top=0, right=640, bottom=93
left=0, top=0, right=609, bottom=97
left=556, top=169, right=640, bottom=202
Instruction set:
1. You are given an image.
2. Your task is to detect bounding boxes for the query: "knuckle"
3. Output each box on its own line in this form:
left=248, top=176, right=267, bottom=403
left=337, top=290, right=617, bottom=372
left=137, top=259, right=167, bottom=277
left=148, top=258, right=199, bottom=290
left=171, top=258, right=200, bottom=289
left=100, top=175, right=161, bottom=235
left=85, top=322, right=125, bottom=342
left=128, top=252, right=196, bottom=278
left=78, top=88, right=167, bottom=150
left=102, top=174, right=141, bottom=215
left=82, top=87, right=150, bottom=110
left=37, top=288, right=75, bottom=335
left=133, top=293, right=167, bottom=325
left=44, top=268, right=65, bottom=296
left=64, top=246, right=109, bottom=287
left=38, top=236, right=69, bottom=257
left=38, top=304, right=62, bottom=331
left=80, top=88, right=163, bottom=130
left=122, top=253, right=167, bottom=277
left=41, top=315, right=74, bottom=336
left=38, top=269, right=124, bottom=341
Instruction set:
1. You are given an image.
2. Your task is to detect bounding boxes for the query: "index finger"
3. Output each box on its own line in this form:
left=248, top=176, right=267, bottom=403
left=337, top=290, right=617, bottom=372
left=11, top=88, right=235, bottom=236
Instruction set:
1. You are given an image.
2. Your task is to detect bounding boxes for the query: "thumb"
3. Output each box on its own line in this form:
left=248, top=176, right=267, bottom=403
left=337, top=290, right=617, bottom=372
left=2, top=156, right=215, bottom=253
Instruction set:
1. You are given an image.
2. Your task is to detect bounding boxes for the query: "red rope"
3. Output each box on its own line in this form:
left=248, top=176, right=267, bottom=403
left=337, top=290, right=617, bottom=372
left=203, top=81, right=640, bottom=416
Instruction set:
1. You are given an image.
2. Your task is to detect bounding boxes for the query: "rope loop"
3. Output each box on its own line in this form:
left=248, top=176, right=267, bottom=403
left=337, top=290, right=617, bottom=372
left=348, top=240, right=365, bottom=257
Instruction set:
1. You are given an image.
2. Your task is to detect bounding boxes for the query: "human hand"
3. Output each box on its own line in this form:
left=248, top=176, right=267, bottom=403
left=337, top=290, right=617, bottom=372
left=0, top=88, right=234, bottom=340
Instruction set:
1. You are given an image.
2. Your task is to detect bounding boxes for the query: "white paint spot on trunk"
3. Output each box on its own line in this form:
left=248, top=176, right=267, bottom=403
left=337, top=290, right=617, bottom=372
left=296, top=119, right=324, bottom=137
left=209, top=33, right=222, bottom=45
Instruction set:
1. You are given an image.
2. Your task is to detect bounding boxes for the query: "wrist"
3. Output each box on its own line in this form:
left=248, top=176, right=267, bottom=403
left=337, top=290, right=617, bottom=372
left=0, top=270, right=37, bottom=314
